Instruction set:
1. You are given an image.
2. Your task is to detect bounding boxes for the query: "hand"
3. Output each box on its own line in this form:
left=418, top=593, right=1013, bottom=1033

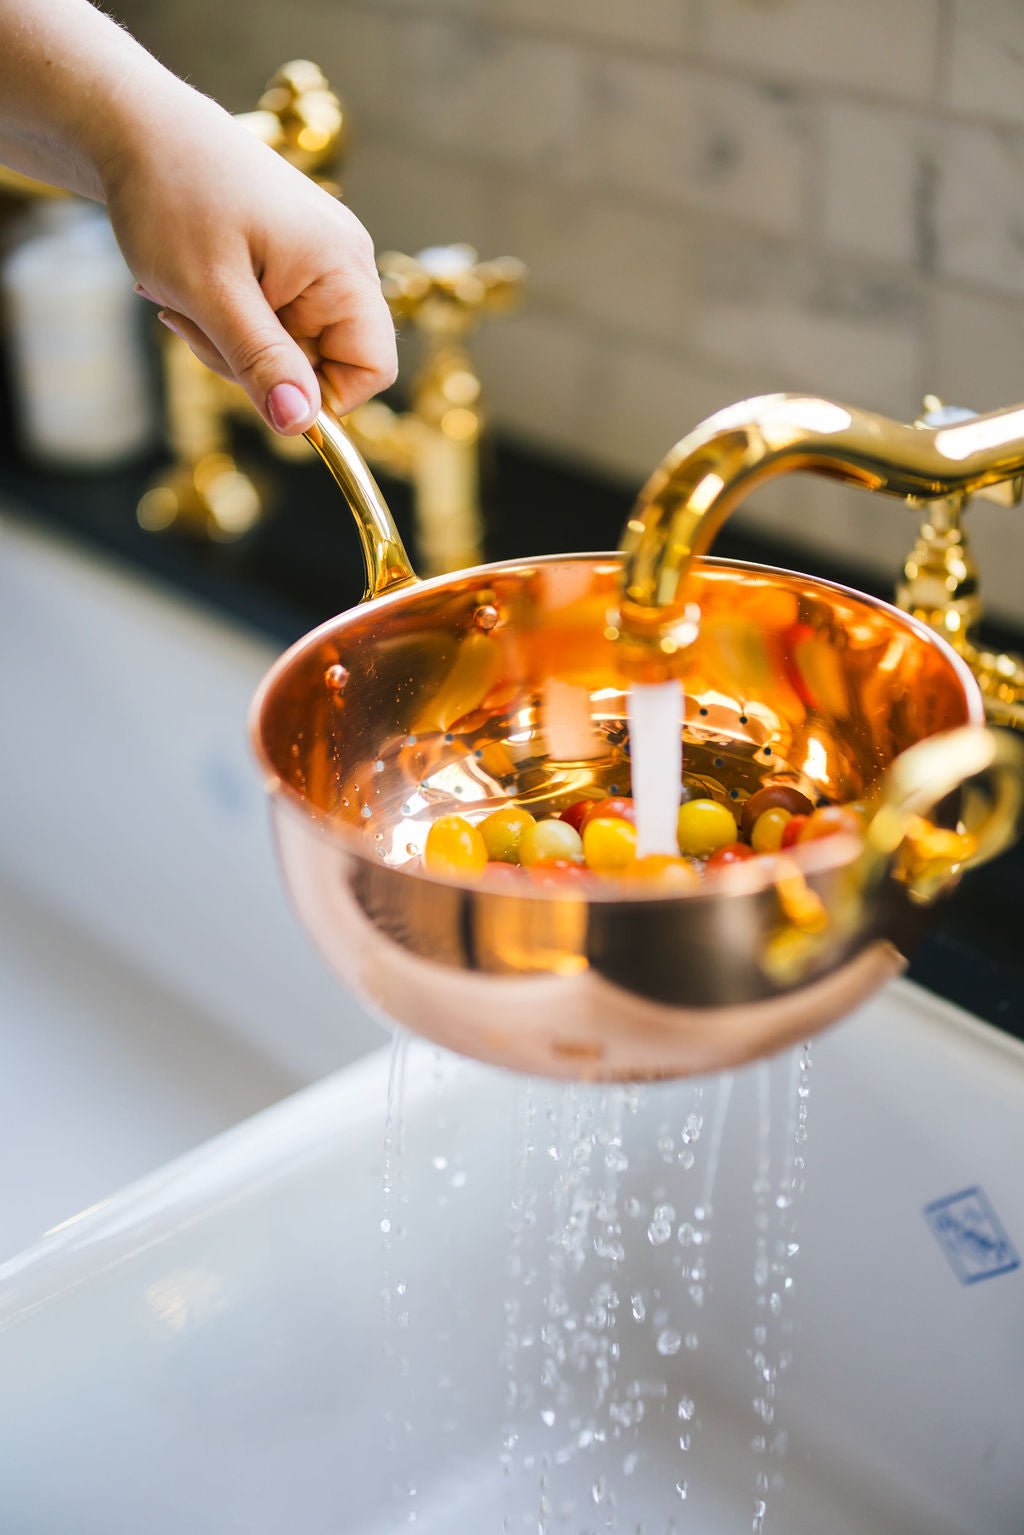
left=104, top=87, right=397, bottom=435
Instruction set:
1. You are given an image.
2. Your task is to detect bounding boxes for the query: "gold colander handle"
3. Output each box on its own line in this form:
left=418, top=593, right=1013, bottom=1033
left=304, top=401, right=418, bottom=601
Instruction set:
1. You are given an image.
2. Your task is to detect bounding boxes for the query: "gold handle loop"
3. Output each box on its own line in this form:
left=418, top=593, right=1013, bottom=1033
left=763, top=725, right=1023, bottom=982
left=864, top=724, right=1024, bottom=898
left=304, top=401, right=418, bottom=601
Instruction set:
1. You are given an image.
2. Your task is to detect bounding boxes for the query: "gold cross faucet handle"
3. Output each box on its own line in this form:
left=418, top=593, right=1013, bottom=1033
left=378, top=245, right=526, bottom=339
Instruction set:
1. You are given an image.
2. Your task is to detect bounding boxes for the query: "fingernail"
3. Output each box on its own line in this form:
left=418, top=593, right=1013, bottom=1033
left=267, top=382, right=312, bottom=432
left=134, top=282, right=159, bottom=303
left=157, top=310, right=184, bottom=338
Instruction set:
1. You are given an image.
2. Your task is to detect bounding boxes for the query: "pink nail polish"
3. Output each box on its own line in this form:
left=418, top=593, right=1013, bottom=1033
left=267, top=382, right=312, bottom=432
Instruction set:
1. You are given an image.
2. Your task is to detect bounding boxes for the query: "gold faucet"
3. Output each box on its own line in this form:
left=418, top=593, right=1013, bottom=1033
left=895, top=396, right=1024, bottom=731
left=137, top=61, right=345, bottom=542
left=138, top=63, right=524, bottom=562
left=342, top=244, right=524, bottom=574
left=618, top=392, right=1024, bottom=727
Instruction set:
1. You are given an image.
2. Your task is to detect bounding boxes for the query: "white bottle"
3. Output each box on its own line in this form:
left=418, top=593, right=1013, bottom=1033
left=1, top=201, right=157, bottom=468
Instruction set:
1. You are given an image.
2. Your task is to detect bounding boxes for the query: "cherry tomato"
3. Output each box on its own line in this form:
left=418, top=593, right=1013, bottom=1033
left=480, top=804, right=536, bottom=864
left=423, top=815, right=489, bottom=877
left=483, top=859, right=523, bottom=884
left=557, top=799, right=599, bottom=835
left=799, top=806, right=863, bottom=844
left=530, top=858, right=591, bottom=887
left=580, top=797, right=636, bottom=832
left=621, top=854, right=699, bottom=889
left=583, top=816, right=638, bottom=874
left=780, top=813, right=809, bottom=848
left=751, top=806, right=793, bottom=853
left=676, top=798, right=738, bottom=859
left=519, top=817, right=585, bottom=867
left=705, top=841, right=756, bottom=872
left=739, top=784, right=814, bottom=842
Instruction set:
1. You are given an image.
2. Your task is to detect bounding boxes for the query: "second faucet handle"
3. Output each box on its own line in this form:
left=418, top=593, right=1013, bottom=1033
left=378, top=244, right=526, bottom=339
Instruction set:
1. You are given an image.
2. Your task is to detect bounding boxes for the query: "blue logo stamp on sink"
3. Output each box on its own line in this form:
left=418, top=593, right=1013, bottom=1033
left=924, top=1187, right=1020, bottom=1286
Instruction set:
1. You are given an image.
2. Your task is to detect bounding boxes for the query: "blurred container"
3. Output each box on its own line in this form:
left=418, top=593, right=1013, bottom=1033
left=1, top=202, right=157, bottom=468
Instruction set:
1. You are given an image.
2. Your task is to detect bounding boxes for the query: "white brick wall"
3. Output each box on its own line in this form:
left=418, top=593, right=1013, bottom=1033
left=116, top=0, right=1024, bottom=621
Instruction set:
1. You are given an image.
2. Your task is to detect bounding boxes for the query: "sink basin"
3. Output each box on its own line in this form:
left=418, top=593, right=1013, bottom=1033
left=1, top=978, right=1020, bottom=1532
left=0, top=512, right=384, bottom=1254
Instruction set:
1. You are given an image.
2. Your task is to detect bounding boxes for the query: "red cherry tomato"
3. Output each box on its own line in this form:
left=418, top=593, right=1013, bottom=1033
left=529, top=858, right=591, bottom=888
left=705, top=842, right=756, bottom=872
left=557, top=799, right=598, bottom=835
left=780, top=813, right=809, bottom=848
left=580, top=797, right=635, bottom=832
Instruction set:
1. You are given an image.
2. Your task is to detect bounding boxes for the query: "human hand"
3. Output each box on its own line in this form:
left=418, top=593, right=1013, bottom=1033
left=103, top=86, right=397, bottom=435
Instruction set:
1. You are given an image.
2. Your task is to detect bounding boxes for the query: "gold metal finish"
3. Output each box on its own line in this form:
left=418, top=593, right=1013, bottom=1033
left=251, top=397, right=1023, bottom=1082
left=235, top=60, right=345, bottom=183
left=620, top=393, right=1024, bottom=676
left=138, top=68, right=522, bottom=564
left=303, top=409, right=416, bottom=599
left=345, top=245, right=525, bottom=574
left=897, top=396, right=1024, bottom=731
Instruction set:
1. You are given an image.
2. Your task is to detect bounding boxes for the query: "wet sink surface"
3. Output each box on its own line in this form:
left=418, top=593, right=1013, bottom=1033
left=1, top=979, right=1021, bottom=1534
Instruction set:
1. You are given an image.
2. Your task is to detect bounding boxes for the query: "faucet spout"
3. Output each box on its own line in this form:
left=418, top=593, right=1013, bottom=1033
left=618, top=392, right=1024, bottom=669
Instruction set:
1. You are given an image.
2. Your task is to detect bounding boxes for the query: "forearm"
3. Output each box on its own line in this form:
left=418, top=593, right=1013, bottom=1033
left=0, top=0, right=195, bottom=200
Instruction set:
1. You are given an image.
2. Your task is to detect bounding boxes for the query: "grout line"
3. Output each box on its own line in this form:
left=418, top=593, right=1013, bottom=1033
left=341, top=0, right=1024, bottom=136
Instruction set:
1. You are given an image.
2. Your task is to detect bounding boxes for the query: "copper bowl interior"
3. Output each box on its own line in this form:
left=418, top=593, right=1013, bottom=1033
left=250, top=554, right=980, bottom=1080
left=257, top=554, right=977, bottom=865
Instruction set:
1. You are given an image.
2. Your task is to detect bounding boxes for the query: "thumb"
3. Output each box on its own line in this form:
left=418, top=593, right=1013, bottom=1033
left=196, top=278, right=321, bottom=435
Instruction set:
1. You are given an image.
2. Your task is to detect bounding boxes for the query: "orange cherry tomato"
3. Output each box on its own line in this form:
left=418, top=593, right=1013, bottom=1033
left=799, top=806, right=863, bottom=843
left=620, top=854, right=699, bottom=890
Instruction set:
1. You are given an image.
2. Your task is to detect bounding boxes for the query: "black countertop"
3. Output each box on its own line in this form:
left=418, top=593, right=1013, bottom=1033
left=4, top=420, right=1022, bottom=1042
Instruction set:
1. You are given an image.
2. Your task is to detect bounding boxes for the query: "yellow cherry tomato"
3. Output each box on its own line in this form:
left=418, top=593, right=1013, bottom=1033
left=676, top=798, right=738, bottom=859
left=751, top=806, right=793, bottom=853
left=583, top=815, right=638, bottom=874
left=519, top=817, right=585, bottom=868
left=423, top=814, right=489, bottom=877
left=480, top=805, right=536, bottom=864
left=620, top=853, right=699, bottom=890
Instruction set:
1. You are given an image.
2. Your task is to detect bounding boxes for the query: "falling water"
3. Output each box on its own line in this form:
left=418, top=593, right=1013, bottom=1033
left=626, top=681, right=685, bottom=857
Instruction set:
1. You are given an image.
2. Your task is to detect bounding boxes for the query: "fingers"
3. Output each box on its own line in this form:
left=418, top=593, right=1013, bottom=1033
left=156, top=309, right=233, bottom=379
left=278, top=273, right=398, bottom=416
left=186, top=276, right=322, bottom=435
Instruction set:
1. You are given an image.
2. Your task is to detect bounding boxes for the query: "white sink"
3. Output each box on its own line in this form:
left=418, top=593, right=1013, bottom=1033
left=0, top=513, right=385, bottom=1256
left=1, top=979, right=1020, bottom=1533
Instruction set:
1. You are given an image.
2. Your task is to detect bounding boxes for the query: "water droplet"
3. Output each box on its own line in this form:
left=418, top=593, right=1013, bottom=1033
left=647, top=1219, right=672, bottom=1247
left=450, top=1170, right=467, bottom=1189
left=360, top=804, right=372, bottom=819
left=405, top=735, right=417, bottom=747
left=380, top=1218, right=392, bottom=1234
left=474, top=603, right=499, bottom=631
left=604, top=1146, right=629, bottom=1173
left=656, top=1329, right=682, bottom=1356
left=540, top=1408, right=555, bottom=1427
left=677, top=1396, right=695, bottom=1421
left=684, top=1331, right=699, bottom=1351
left=375, top=759, right=385, bottom=773
left=631, top=1293, right=646, bottom=1322
left=622, top=1452, right=640, bottom=1477
left=324, top=663, right=349, bottom=693
left=431, top=1155, right=448, bottom=1171
left=675, top=1480, right=688, bottom=1501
